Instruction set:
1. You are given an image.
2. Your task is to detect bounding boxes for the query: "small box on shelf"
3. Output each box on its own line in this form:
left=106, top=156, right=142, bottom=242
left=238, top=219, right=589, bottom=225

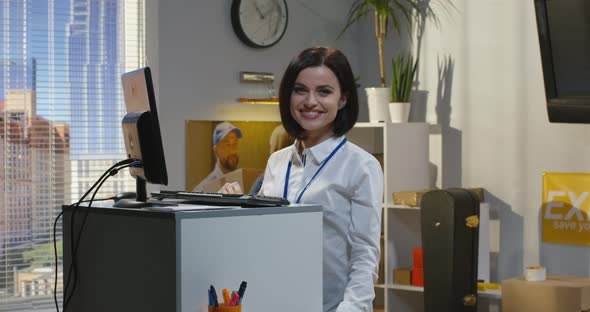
left=411, top=247, right=424, bottom=287
left=393, top=190, right=427, bottom=207
left=411, top=268, right=424, bottom=287
left=393, top=268, right=411, bottom=285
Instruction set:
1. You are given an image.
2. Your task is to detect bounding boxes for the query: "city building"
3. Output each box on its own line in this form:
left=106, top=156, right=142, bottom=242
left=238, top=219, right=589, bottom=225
left=67, top=0, right=136, bottom=203
left=0, top=1, right=142, bottom=307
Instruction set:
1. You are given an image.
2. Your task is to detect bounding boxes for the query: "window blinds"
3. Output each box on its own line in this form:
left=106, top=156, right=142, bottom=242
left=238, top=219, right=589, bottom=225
left=0, top=0, right=144, bottom=310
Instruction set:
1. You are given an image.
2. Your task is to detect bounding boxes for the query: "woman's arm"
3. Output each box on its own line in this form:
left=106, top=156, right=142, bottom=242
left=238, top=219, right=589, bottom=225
left=337, top=158, right=384, bottom=312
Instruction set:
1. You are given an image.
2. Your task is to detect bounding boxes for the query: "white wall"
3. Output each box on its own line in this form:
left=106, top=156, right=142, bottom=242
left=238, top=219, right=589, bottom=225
left=405, top=0, right=590, bottom=280
left=147, top=0, right=590, bottom=282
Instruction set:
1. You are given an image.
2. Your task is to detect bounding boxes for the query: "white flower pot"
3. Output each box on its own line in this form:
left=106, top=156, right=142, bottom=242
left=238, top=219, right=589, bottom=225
left=388, top=102, right=411, bottom=123
left=365, top=87, right=390, bottom=122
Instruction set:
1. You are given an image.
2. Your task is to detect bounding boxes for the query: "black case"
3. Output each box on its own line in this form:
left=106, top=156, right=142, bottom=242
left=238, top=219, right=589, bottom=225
left=420, top=188, right=480, bottom=312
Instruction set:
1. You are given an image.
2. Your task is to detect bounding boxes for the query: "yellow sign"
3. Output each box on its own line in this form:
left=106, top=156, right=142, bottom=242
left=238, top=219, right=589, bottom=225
left=543, top=172, right=590, bottom=245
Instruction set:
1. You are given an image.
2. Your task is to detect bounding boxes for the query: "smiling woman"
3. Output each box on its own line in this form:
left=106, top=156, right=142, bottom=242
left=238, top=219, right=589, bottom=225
left=230, top=0, right=289, bottom=48
left=256, top=47, right=383, bottom=312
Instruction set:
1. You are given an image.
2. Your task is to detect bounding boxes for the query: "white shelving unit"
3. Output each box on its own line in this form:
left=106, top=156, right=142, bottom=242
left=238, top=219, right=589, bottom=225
left=348, top=122, right=430, bottom=312
left=348, top=122, right=497, bottom=312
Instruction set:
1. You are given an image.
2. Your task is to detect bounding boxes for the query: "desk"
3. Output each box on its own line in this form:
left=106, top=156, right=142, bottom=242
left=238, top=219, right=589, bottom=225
left=63, top=203, right=323, bottom=312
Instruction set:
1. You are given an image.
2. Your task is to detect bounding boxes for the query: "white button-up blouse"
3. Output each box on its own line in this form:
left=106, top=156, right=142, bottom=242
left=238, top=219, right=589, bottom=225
left=259, top=135, right=384, bottom=312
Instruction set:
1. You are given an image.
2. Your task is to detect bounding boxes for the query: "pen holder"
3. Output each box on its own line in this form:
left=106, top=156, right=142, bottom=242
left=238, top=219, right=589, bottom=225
left=208, top=304, right=241, bottom=312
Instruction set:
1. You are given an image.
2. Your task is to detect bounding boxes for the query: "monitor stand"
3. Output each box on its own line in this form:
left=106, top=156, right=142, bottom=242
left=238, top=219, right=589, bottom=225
left=113, top=178, right=150, bottom=208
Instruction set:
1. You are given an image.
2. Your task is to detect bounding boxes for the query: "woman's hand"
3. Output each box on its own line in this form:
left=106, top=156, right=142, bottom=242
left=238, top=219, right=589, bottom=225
left=218, top=182, right=243, bottom=194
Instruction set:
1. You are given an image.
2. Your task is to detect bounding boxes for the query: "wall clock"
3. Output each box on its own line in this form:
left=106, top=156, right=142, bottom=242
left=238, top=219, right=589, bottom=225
left=231, top=0, right=288, bottom=48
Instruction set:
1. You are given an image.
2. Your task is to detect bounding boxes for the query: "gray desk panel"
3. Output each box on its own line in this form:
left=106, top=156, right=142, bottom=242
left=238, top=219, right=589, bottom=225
left=63, top=208, right=177, bottom=312
left=179, top=211, right=323, bottom=312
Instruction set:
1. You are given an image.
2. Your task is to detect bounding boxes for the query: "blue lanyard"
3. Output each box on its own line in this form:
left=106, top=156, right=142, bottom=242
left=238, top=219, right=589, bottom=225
left=283, top=138, right=347, bottom=203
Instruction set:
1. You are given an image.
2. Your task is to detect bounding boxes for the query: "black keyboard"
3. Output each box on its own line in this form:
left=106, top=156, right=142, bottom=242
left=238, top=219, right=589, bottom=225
left=152, top=190, right=290, bottom=207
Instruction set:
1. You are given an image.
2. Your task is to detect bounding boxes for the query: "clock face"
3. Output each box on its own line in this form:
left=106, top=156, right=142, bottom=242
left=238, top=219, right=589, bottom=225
left=231, top=0, right=288, bottom=48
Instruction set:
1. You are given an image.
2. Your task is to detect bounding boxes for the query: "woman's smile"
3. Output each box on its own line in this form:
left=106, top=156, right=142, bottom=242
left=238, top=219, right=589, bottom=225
left=301, top=110, right=322, bottom=119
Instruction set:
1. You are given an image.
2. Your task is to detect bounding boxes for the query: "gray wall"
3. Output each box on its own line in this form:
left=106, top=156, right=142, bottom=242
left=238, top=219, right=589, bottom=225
left=146, top=0, right=361, bottom=191
left=147, top=0, right=590, bottom=281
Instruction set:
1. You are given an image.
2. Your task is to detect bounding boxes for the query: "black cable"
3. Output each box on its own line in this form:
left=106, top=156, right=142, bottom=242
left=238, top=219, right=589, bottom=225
left=64, top=164, right=131, bottom=310
left=52, top=197, right=114, bottom=311
left=53, top=159, right=134, bottom=312
left=54, top=167, right=121, bottom=312
left=64, top=163, right=133, bottom=309
left=64, top=161, right=131, bottom=309
left=53, top=210, right=63, bottom=312
left=62, top=164, right=129, bottom=311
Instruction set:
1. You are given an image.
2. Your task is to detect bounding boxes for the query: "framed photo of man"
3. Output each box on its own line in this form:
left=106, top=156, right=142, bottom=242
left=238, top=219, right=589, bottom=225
left=185, top=120, right=293, bottom=193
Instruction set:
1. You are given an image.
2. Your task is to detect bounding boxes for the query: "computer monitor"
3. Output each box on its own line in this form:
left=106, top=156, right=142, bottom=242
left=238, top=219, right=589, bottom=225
left=534, top=0, right=590, bottom=123
left=115, top=67, right=168, bottom=208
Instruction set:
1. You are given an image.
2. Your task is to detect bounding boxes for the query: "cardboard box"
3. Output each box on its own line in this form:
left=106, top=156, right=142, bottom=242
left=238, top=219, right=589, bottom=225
left=502, top=275, right=590, bottom=312
left=201, top=168, right=263, bottom=193
left=393, top=190, right=428, bottom=206
left=393, top=188, right=485, bottom=206
left=393, top=268, right=412, bottom=285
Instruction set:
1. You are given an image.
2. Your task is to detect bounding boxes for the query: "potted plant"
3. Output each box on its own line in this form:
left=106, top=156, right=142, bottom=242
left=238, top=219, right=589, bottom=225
left=339, top=0, right=443, bottom=122
left=339, top=0, right=418, bottom=122
left=389, top=52, right=417, bottom=122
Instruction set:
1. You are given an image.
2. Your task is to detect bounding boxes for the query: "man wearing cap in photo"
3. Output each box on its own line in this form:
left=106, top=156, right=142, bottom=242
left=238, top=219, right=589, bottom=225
left=193, top=121, right=243, bottom=192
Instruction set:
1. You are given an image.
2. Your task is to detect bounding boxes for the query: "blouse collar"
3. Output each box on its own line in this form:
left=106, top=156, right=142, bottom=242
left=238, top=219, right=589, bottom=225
left=290, top=136, right=345, bottom=165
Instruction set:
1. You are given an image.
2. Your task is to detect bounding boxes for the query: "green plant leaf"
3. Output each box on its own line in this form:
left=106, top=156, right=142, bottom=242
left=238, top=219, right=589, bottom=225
left=391, top=52, right=418, bottom=102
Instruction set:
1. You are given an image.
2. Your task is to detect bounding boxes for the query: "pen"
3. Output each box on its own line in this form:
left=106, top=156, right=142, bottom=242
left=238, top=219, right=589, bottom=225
left=208, top=289, right=213, bottom=306
left=222, top=288, right=231, bottom=305
left=229, top=291, right=240, bottom=306
left=237, top=281, right=247, bottom=304
left=211, top=286, right=219, bottom=307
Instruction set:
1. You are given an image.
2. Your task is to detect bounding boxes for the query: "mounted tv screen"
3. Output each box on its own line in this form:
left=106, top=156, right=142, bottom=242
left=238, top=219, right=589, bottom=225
left=534, top=0, right=590, bottom=123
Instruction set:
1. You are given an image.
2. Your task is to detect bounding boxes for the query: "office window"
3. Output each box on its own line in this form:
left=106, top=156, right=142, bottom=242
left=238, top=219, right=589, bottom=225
left=0, top=0, right=144, bottom=310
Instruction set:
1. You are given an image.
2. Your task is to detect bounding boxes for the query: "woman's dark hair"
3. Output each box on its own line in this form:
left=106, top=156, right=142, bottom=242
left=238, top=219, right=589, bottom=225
left=278, top=47, right=359, bottom=139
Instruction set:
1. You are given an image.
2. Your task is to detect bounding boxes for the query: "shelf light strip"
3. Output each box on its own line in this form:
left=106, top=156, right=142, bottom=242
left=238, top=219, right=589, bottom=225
left=238, top=97, right=279, bottom=105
